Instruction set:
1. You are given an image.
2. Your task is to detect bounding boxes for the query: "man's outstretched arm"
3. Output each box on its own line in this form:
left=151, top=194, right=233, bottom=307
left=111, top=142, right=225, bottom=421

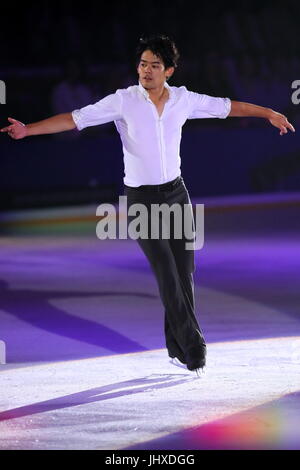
left=229, top=101, right=295, bottom=136
left=0, top=113, right=76, bottom=140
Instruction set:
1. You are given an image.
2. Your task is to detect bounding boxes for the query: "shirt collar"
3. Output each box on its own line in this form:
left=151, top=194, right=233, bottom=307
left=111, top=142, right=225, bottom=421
left=138, top=80, right=173, bottom=101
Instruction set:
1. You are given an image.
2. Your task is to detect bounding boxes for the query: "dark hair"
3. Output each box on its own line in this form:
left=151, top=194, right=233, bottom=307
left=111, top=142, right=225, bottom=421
left=136, top=34, right=180, bottom=70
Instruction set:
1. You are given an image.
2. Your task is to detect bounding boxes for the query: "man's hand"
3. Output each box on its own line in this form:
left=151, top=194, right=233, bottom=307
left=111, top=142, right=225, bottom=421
left=0, top=117, right=27, bottom=139
left=229, top=101, right=296, bottom=136
left=268, top=110, right=295, bottom=136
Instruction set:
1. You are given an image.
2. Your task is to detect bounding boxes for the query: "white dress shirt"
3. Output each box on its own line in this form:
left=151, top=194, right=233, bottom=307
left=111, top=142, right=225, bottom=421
left=72, top=82, right=231, bottom=187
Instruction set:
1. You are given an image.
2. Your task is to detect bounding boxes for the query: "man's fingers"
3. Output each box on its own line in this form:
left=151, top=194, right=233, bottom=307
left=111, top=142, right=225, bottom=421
left=281, top=122, right=295, bottom=135
left=1, top=125, right=13, bottom=133
left=1, top=118, right=18, bottom=133
left=273, top=114, right=296, bottom=135
left=279, top=126, right=287, bottom=136
left=282, top=116, right=295, bottom=133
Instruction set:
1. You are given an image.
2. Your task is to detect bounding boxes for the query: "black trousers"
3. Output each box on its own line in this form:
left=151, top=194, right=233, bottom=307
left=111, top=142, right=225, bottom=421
left=124, top=176, right=206, bottom=363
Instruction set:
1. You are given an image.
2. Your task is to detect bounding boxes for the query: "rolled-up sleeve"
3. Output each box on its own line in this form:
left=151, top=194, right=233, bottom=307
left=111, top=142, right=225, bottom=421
left=187, top=91, right=231, bottom=119
left=72, top=91, right=123, bottom=130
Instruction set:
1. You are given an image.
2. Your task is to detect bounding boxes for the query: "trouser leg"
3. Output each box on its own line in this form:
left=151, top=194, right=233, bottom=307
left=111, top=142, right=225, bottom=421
left=163, top=196, right=205, bottom=361
left=136, top=235, right=204, bottom=357
left=125, top=183, right=206, bottom=361
left=164, top=272, right=200, bottom=362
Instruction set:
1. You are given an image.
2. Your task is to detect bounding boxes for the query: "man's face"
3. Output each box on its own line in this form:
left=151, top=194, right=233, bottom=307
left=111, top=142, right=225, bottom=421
left=137, top=49, right=174, bottom=90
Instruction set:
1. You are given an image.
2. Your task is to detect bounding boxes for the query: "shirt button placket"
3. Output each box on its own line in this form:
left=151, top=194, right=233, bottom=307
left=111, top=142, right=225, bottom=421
left=158, top=117, right=167, bottom=181
left=147, top=94, right=167, bottom=182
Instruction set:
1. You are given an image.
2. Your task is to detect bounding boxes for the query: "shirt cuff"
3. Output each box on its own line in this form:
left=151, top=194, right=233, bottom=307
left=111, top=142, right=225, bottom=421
left=220, top=97, right=231, bottom=119
left=71, top=109, right=84, bottom=130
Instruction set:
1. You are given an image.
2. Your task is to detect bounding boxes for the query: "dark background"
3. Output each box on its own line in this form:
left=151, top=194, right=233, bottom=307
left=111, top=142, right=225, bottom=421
left=1, top=0, right=300, bottom=209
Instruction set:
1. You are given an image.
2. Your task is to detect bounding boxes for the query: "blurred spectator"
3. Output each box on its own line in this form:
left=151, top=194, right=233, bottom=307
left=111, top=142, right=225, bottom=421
left=228, top=54, right=266, bottom=106
left=51, top=58, right=94, bottom=139
left=222, top=9, right=245, bottom=53
left=268, top=55, right=292, bottom=112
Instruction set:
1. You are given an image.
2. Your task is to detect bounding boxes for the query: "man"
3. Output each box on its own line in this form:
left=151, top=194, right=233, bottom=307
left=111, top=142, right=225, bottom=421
left=1, top=35, right=295, bottom=373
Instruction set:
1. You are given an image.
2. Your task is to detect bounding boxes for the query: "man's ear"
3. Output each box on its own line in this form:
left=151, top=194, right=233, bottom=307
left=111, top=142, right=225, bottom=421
left=165, top=67, right=175, bottom=80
